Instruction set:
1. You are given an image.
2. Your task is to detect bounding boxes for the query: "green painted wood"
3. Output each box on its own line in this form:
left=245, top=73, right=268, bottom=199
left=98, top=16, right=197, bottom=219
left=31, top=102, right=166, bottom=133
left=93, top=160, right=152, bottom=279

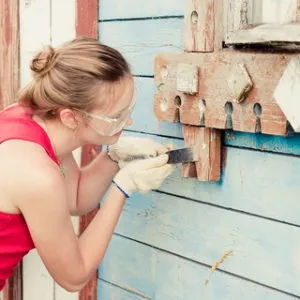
left=99, top=19, right=184, bottom=76
left=114, top=190, right=300, bottom=296
left=99, top=0, right=185, bottom=20
left=98, top=279, right=146, bottom=299
left=100, top=235, right=296, bottom=300
left=123, top=132, right=300, bottom=227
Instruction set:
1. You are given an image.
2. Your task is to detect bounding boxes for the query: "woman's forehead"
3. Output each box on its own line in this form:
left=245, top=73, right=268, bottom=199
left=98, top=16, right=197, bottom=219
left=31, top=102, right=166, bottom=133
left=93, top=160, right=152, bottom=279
left=93, top=77, right=134, bottom=114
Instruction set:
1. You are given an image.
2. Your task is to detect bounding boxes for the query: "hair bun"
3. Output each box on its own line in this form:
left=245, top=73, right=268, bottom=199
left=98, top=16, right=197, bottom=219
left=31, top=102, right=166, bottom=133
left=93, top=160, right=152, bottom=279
left=30, top=45, right=57, bottom=77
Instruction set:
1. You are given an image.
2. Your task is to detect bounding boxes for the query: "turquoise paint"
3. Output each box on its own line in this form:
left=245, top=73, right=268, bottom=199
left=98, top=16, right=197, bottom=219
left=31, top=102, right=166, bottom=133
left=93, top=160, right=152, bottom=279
left=99, top=19, right=184, bottom=76
left=99, top=0, right=185, bottom=20
left=99, top=0, right=300, bottom=298
left=115, top=191, right=300, bottom=296
left=122, top=132, right=300, bottom=226
left=100, top=235, right=296, bottom=300
left=98, top=280, right=146, bottom=299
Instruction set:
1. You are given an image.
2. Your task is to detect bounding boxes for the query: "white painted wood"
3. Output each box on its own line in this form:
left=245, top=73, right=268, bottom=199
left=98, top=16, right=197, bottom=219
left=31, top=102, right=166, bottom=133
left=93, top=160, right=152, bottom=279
left=20, top=0, right=78, bottom=299
left=20, top=0, right=51, bottom=87
left=226, top=23, right=300, bottom=44
left=51, top=0, right=76, bottom=47
left=274, top=57, right=300, bottom=132
left=251, top=0, right=297, bottom=24
left=225, top=0, right=300, bottom=44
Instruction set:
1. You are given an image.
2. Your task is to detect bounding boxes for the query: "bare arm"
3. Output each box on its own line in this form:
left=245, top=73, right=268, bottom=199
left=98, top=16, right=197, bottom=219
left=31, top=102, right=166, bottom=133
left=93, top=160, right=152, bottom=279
left=62, top=150, right=119, bottom=216
left=16, top=161, right=126, bottom=292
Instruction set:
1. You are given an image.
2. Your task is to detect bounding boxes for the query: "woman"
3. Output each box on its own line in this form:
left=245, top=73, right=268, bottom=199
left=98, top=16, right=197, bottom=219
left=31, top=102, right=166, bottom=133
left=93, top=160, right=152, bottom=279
left=0, top=37, right=174, bottom=292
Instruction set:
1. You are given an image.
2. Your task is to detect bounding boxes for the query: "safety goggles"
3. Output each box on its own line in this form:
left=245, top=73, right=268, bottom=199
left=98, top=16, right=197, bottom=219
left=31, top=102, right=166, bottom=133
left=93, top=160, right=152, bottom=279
left=76, top=100, right=136, bottom=136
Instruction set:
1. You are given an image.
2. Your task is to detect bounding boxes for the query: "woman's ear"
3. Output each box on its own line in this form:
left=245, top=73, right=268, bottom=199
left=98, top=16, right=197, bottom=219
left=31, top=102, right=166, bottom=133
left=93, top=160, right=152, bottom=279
left=59, top=108, right=81, bottom=130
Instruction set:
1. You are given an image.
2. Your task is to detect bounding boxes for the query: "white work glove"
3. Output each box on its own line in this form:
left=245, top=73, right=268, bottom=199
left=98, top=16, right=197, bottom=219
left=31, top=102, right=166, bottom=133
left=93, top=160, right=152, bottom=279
left=107, top=136, right=172, bottom=165
left=112, top=154, right=174, bottom=197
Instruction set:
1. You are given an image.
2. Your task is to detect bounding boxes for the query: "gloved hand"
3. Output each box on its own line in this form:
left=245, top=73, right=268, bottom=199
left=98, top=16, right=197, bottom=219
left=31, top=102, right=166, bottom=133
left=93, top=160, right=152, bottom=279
left=112, top=154, right=174, bottom=196
left=107, top=136, right=172, bottom=165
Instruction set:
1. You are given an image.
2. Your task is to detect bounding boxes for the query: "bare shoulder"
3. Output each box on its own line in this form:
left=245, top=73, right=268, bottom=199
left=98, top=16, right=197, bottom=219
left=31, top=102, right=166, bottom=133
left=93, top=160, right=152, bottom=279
left=0, top=140, right=64, bottom=209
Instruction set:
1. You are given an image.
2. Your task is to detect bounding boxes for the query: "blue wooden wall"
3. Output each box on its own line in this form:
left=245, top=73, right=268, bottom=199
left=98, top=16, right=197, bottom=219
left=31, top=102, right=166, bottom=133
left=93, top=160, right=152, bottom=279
left=98, top=1, right=300, bottom=299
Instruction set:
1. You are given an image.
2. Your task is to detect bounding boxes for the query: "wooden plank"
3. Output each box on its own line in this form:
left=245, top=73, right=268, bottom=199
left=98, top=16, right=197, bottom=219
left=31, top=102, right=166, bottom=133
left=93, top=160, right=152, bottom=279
left=76, top=1, right=98, bottom=299
left=20, top=0, right=51, bottom=87
left=100, top=235, right=294, bottom=300
left=129, top=78, right=300, bottom=155
left=23, top=251, right=54, bottom=300
left=0, top=0, right=19, bottom=108
left=51, top=1, right=78, bottom=299
left=76, top=0, right=98, bottom=38
left=224, top=131, right=300, bottom=155
left=99, top=0, right=185, bottom=20
left=116, top=190, right=300, bottom=296
left=123, top=131, right=300, bottom=227
left=0, top=0, right=21, bottom=299
left=154, top=51, right=293, bottom=136
left=99, top=19, right=183, bottom=76
left=184, top=0, right=214, bottom=52
left=226, top=23, right=300, bottom=45
left=98, top=280, right=146, bottom=300
left=20, top=1, right=57, bottom=299
left=182, top=125, right=221, bottom=181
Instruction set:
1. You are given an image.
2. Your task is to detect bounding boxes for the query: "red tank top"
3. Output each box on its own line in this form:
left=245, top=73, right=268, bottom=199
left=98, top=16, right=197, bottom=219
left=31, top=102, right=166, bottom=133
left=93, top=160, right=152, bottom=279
left=0, top=104, right=59, bottom=290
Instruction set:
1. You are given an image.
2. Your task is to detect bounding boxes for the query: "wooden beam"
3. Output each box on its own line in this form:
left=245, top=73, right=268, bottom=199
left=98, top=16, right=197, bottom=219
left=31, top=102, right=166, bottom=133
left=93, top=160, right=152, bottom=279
left=0, top=0, right=21, bottom=299
left=0, top=0, right=19, bottom=109
left=184, top=0, right=214, bottom=52
left=76, top=1, right=99, bottom=299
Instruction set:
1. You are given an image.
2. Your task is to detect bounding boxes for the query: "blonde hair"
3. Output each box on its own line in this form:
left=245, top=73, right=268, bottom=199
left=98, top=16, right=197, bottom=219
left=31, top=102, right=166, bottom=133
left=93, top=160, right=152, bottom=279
left=18, top=36, right=131, bottom=118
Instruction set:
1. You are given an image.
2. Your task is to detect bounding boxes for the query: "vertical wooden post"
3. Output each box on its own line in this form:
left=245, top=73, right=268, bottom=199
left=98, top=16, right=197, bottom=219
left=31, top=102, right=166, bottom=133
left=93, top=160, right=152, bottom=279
left=76, top=1, right=99, bottom=299
left=182, top=0, right=222, bottom=182
left=0, top=0, right=19, bottom=109
left=0, top=0, right=22, bottom=299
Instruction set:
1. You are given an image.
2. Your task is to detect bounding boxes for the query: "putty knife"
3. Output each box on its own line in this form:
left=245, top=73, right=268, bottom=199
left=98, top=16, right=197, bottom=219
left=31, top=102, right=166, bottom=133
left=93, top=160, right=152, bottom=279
left=123, top=146, right=197, bottom=164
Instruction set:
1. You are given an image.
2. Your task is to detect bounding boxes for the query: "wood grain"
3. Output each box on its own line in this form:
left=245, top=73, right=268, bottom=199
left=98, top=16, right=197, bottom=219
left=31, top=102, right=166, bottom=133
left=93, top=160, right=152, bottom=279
left=182, top=125, right=221, bottom=181
left=0, top=0, right=19, bottom=108
left=154, top=51, right=294, bottom=136
left=116, top=190, right=300, bottom=296
left=76, top=0, right=98, bottom=299
left=184, top=0, right=214, bottom=52
left=100, top=235, right=294, bottom=300
left=100, top=18, right=183, bottom=76
left=1, top=0, right=21, bottom=299
left=123, top=131, right=300, bottom=226
left=99, top=0, right=185, bottom=20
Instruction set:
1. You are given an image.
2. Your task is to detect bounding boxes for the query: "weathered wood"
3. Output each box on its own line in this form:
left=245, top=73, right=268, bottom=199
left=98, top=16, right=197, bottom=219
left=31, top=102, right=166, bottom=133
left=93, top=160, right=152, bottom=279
left=76, top=1, right=98, bottom=299
left=124, top=131, right=300, bottom=226
left=1, top=0, right=21, bottom=299
left=0, top=0, right=19, bottom=108
left=274, top=57, right=300, bottom=132
left=101, top=235, right=294, bottom=300
left=226, top=23, right=300, bottom=45
left=100, top=18, right=183, bottom=76
left=116, top=190, right=300, bottom=296
left=99, top=0, right=185, bottom=20
left=154, top=51, right=294, bottom=136
left=182, top=125, right=221, bottom=181
left=3, top=264, right=22, bottom=300
left=184, top=0, right=214, bottom=52
left=98, top=279, right=146, bottom=300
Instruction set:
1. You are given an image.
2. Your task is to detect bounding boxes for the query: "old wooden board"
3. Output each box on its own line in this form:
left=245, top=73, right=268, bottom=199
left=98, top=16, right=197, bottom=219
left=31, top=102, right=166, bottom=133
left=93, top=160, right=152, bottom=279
left=115, top=190, right=300, bottom=296
left=124, top=131, right=300, bottom=227
left=154, top=50, right=295, bottom=136
left=100, top=235, right=295, bottom=299
left=182, top=125, right=221, bottom=181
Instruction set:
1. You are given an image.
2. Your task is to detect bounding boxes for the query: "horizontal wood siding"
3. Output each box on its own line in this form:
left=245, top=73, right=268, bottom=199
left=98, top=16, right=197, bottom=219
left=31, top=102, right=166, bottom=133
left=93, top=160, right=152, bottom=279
left=98, top=0, right=300, bottom=299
